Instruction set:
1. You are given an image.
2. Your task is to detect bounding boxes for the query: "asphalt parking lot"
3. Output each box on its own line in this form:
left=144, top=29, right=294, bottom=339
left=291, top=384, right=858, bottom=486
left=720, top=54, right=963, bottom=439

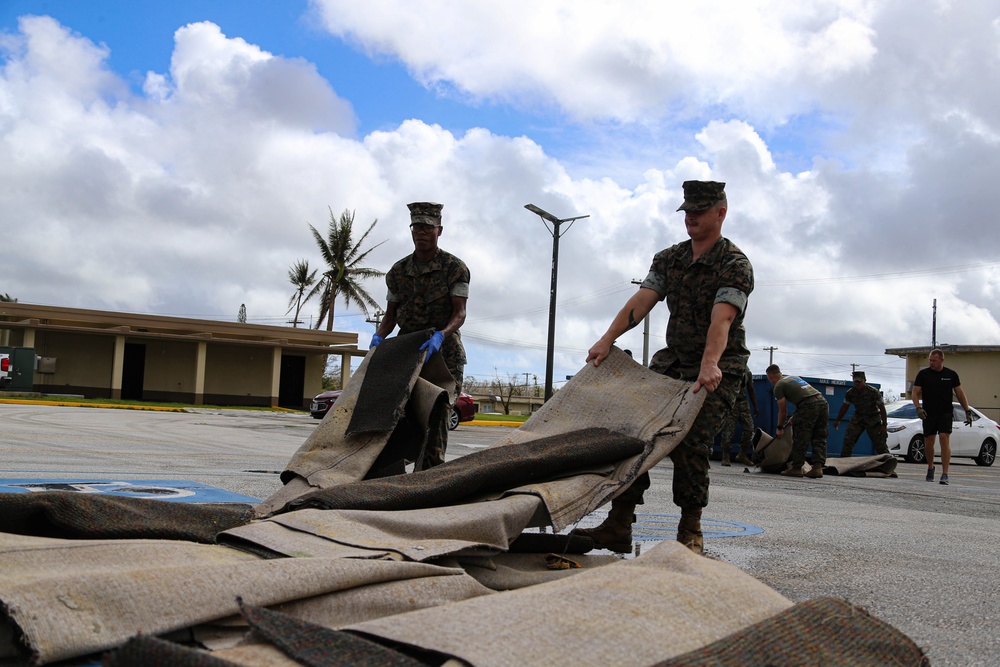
left=2, top=403, right=998, bottom=666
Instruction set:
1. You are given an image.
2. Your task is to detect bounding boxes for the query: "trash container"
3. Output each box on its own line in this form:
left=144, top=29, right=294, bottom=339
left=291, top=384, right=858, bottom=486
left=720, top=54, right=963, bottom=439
left=0, top=346, right=36, bottom=391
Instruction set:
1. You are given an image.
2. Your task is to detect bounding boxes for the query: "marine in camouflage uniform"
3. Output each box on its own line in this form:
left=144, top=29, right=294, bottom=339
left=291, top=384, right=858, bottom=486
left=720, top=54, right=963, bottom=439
left=573, top=181, right=754, bottom=555
left=718, top=366, right=758, bottom=465
left=834, top=370, right=888, bottom=457
left=766, top=367, right=828, bottom=476
left=372, top=202, right=470, bottom=470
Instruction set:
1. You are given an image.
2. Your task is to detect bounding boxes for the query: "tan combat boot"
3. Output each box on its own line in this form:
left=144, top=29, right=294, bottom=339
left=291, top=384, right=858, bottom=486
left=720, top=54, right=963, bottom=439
left=780, top=466, right=806, bottom=477
left=805, top=463, right=824, bottom=478
left=721, top=451, right=731, bottom=466
left=569, top=500, right=636, bottom=553
left=677, top=507, right=704, bottom=554
left=735, top=452, right=754, bottom=466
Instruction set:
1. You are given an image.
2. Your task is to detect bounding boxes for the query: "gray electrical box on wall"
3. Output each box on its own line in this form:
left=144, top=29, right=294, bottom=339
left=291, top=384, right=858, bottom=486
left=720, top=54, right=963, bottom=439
left=37, top=357, right=57, bottom=374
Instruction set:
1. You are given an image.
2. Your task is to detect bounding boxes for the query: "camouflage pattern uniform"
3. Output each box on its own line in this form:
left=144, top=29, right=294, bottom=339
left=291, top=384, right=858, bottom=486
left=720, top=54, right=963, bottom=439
left=386, top=247, right=470, bottom=467
left=615, top=235, right=753, bottom=510
left=840, top=384, right=889, bottom=456
left=719, top=366, right=756, bottom=460
left=773, top=376, right=829, bottom=468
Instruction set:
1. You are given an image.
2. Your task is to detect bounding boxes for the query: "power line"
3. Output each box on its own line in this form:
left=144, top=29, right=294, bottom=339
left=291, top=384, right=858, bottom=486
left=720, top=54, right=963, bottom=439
left=758, top=260, right=1000, bottom=286
left=468, top=283, right=633, bottom=322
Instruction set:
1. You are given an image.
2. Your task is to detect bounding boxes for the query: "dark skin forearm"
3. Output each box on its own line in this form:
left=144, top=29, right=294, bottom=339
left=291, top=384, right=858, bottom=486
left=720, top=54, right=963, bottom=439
left=374, top=301, right=398, bottom=339
left=439, top=296, right=467, bottom=338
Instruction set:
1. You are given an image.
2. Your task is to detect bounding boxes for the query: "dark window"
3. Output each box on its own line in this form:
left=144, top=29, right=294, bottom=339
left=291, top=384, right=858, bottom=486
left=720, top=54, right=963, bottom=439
left=887, top=403, right=916, bottom=419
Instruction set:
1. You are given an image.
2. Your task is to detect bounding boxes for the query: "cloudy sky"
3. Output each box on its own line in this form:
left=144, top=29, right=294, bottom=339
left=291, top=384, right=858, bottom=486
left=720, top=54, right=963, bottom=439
left=3, top=0, right=1000, bottom=397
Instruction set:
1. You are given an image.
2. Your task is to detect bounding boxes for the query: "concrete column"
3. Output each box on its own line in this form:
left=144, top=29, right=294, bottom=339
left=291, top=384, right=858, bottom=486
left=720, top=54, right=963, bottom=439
left=270, top=347, right=282, bottom=407
left=194, top=341, right=207, bottom=405
left=22, top=328, right=36, bottom=348
left=111, top=335, right=125, bottom=399
left=340, top=352, right=352, bottom=388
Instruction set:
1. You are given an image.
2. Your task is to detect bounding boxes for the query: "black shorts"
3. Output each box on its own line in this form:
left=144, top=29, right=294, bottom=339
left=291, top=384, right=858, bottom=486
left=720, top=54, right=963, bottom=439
left=922, top=412, right=953, bottom=436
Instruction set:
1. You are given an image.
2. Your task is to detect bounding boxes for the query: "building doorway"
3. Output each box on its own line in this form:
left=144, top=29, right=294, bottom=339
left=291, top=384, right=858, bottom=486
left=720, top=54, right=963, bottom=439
left=278, top=355, right=305, bottom=408
left=121, top=343, right=146, bottom=400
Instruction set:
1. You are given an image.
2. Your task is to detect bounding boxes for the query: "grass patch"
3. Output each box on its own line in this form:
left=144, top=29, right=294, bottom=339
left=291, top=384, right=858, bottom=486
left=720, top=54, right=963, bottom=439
left=475, top=413, right=530, bottom=423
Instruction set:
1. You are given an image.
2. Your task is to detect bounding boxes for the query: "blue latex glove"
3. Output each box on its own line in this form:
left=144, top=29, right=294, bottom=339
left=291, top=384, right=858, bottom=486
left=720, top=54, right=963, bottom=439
left=419, top=331, right=445, bottom=362
left=369, top=334, right=383, bottom=349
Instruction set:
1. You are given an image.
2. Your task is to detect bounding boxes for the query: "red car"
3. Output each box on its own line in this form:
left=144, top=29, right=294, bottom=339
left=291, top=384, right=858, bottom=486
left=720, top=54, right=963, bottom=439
left=309, top=390, right=342, bottom=419
left=450, top=392, right=476, bottom=430
left=310, top=389, right=475, bottom=428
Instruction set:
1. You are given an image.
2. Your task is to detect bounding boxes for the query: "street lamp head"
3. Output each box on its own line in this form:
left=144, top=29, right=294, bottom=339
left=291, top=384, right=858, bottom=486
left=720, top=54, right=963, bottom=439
left=524, top=203, right=561, bottom=224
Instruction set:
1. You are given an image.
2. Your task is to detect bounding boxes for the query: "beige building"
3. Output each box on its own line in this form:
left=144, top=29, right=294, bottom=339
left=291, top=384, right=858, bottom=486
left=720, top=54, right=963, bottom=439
left=470, top=393, right=544, bottom=416
left=0, top=302, right=364, bottom=408
left=885, top=345, right=1000, bottom=421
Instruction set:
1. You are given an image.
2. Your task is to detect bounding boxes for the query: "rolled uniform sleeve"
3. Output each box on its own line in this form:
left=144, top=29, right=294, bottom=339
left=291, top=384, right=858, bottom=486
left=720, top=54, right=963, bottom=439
left=640, top=269, right=668, bottom=300
left=715, top=286, right=748, bottom=316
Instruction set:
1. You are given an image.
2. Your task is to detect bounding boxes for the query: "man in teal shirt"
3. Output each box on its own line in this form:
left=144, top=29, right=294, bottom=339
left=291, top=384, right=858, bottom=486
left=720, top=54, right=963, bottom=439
left=766, top=364, right=828, bottom=478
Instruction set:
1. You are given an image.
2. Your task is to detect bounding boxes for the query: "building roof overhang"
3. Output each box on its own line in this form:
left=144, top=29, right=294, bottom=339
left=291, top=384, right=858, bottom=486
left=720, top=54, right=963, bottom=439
left=885, top=344, right=1000, bottom=357
left=0, top=302, right=363, bottom=355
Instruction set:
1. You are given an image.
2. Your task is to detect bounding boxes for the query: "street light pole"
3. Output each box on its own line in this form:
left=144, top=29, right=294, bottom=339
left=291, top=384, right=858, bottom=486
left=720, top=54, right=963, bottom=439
left=631, top=279, right=651, bottom=365
left=525, top=204, right=589, bottom=401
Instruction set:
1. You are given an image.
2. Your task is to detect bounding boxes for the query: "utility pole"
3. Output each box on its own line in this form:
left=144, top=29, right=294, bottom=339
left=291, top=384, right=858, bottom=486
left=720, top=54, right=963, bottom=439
left=630, top=279, right=651, bottom=365
left=366, top=309, right=384, bottom=330
left=931, top=299, right=937, bottom=348
left=764, top=346, right=778, bottom=365
left=524, top=204, right=589, bottom=401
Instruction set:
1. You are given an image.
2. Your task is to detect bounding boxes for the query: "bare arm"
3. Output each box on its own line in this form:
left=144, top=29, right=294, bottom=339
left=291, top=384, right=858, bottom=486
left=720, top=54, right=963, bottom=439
left=834, top=402, right=850, bottom=428
left=748, top=383, right=760, bottom=416
left=692, top=302, right=738, bottom=394
left=775, top=397, right=788, bottom=435
left=912, top=384, right=922, bottom=410
left=587, top=288, right=659, bottom=367
left=440, top=296, right=467, bottom=338
left=954, top=385, right=970, bottom=412
left=375, top=301, right=399, bottom=339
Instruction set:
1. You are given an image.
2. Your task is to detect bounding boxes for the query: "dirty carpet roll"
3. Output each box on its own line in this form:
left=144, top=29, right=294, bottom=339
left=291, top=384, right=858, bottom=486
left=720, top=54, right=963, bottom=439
left=0, top=491, right=253, bottom=543
left=282, top=427, right=646, bottom=514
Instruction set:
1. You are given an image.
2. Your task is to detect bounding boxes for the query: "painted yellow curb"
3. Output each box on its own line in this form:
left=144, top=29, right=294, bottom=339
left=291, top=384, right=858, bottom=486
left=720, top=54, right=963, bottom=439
left=467, top=419, right=523, bottom=428
left=0, top=398, right=187, bottom=411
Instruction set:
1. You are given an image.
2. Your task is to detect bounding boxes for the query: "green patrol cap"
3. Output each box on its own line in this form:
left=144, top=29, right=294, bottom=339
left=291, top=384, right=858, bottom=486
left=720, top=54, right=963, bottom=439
left=676, top=181, right=726, bottom=212
left=853, top=370, right=866, bottom=381
left=408, top=202, right=443, bottom=227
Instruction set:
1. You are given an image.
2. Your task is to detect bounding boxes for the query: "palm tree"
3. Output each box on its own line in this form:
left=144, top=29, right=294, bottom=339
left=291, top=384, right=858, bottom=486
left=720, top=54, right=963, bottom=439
left=285, top=259, right=318, bottom=328
left=310, top=208, right=386, bottom=331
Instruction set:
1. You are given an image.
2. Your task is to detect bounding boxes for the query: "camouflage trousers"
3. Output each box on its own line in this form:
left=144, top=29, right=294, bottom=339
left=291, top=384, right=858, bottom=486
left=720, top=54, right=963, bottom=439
left=790, top=395, right=829, bottom=467
left=617, top=372, right=741, bottom=510
left=719, top=394, right=755, bottom=459
left=419, top=337, right=465, bottom=470
left=840, top=417, right=889, bottom=457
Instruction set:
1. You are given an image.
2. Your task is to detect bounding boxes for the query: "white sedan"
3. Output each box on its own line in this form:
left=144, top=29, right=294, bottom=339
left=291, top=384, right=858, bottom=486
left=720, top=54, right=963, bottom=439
left=885, top=402, right=998, bottom=466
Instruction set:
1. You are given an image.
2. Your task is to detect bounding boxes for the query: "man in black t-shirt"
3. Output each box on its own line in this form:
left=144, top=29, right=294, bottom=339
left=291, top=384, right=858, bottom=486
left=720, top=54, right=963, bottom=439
left=912, top=349, right=972, bottom=486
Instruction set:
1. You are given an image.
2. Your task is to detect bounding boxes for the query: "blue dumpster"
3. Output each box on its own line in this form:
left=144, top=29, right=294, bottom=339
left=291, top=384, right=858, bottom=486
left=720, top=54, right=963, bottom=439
left=716, top=375, right=882, bottom=459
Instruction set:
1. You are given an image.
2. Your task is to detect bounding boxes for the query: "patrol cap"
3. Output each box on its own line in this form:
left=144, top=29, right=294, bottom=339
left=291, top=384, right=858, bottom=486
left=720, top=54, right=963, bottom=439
left=852, top=370, right=866, bottom=381
left=408, top=202, right=443, bottom=227
left=676, top=181, right=726, bottom=212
